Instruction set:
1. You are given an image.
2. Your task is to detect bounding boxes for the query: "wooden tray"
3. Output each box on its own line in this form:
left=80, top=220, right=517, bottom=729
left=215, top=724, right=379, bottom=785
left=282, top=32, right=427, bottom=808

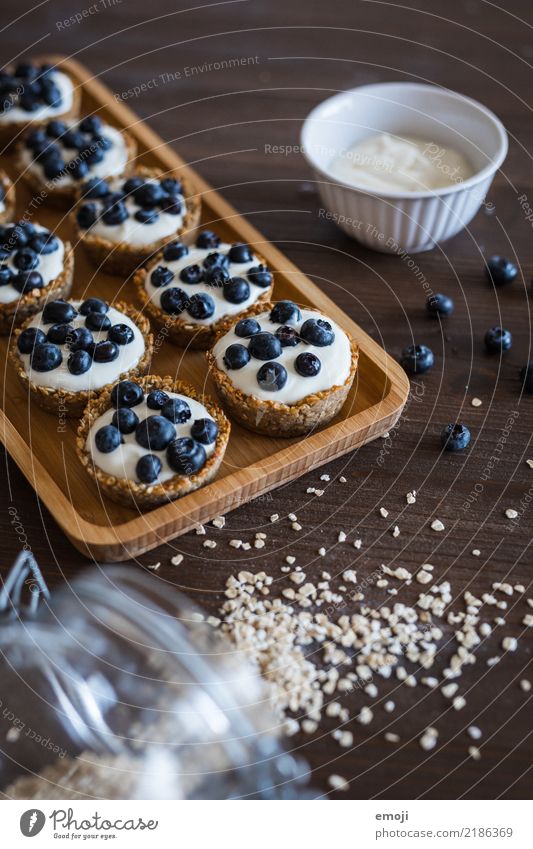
left=0, top=56, right=410, bottom=562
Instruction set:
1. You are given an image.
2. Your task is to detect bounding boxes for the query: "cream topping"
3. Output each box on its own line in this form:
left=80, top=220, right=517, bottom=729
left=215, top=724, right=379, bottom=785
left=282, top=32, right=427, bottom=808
left=86, top=392, right=215, bottom=484
left=213, top=308, right=352, bottom=405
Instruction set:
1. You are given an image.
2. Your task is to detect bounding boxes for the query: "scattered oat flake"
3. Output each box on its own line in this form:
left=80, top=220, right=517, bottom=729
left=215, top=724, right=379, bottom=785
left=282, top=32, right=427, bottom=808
left=379, top=507, right=389, bottom=518
left=392, top=525, right=400, bottom=538
left=502, top=636, right=517, bottom=651
left=318, top=547, right=326, bottom=557
left=471, top=549, right=481, bottom=557
left=384, top=700, right=395, bottom=713
left=292, top=522, right=302, bottom=531
left=195, top=524, right=206, bottom=535
left=353, top=538, right=362, bottom=549
left=471, top=397, right=482, bottom=407
left=203, top=539, right=217, bottom=549
left=229, top=539, right=242, bottom=548
left=417, top=570, right=432, bottom=585
left=385, top=732, right=400, bottom=743
left=420, top=727, right=438, bottom=751
left=453, top=696, right=466, bottom=710
left=520, top=679, right=531, bottom=692
left=406, top=491, right=416, bottom=504
left=468, top=745, right=481, bottom=761
left=339, top=476, right=347, bottom=483
left=146, top=562, right=160, bottom=571
left=328, top=774, right=349, bottom=791
left=431, top=518, right=445, bottom=532
left=526, top=459, right=533, bottom=469
left=468, top=726, right=482, bottom=740
left=505, top=508, right=518, bottom=519
left=212, top=516, right=225, bottom=529
left=320, top=474, right=330, bottom=482
left=288, top=513, right=297, bottom=522
left=270, top=514, right=279, bottom=523
left=6, top=727, right=20, bottom=743
left=170, top=554, right=184, bottom=566
left=338, top=531, right=346, bottom=543
left=285, top=555, right=296, bottom=565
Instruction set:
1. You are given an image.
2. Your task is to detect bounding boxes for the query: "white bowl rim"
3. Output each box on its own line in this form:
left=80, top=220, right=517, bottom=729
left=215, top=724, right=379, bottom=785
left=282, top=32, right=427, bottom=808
left=300, top=82, right=508, bottom=200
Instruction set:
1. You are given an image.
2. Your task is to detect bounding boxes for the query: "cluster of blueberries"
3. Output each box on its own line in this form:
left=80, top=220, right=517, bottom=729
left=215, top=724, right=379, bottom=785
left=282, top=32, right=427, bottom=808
left=76, top=175, right=184, bottom=229
left=17, top=298, right=135, bottom=375
left=0, top=62, right=63, bottom=115
left=223, top=300, right=335, bottom=392
left=150, top=230, right=273, bottom=320
left=0, top=221, right=60, bottom=294
left=398, top=255, right=531, bottom=453
left=95, top=380, right=219, bottom=484
left=24, top=116, right=113, bottom=181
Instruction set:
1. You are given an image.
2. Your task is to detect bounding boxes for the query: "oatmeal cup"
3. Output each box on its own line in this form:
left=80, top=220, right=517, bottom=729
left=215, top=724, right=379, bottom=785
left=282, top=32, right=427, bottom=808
left=76, top=374, right=230, bottom=509
left=72, top=167, right=201, bottom=276
left=0, top=59, right=81, bottom=149
left=10, top=297, right=153, bottom=417
left=0, top=221, right=74, bottom=335
left=207, top=300, right=359, bottom=437
left=134, top=229, right=274, bottom=350
left=0, top=170, right=16, bottom=224
left=16, top=114, right=136, bottom=206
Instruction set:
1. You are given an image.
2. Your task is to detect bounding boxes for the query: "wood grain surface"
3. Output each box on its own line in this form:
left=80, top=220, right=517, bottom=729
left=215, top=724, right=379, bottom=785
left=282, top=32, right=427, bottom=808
left=0, top=0, right=532, bottom=800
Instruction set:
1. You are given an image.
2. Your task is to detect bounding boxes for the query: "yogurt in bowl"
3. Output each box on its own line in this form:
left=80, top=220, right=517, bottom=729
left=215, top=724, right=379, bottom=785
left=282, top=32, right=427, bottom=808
left=301, top=82, right=508, bottom=253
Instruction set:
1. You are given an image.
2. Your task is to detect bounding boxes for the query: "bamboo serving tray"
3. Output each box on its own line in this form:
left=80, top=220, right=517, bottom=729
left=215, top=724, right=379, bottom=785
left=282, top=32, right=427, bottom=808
left=0, top=56, right=409, bottom=562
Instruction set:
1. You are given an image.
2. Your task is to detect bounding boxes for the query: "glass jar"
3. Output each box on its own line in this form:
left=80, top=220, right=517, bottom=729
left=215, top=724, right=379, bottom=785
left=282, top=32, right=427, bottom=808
left=0, top=555, right=311, bottom=799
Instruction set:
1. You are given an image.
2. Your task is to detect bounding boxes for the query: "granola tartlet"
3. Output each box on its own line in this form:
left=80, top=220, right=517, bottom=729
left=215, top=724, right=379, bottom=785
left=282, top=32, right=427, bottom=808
left=77, top=375, right=230, bottom=508
left=16, top=115, right=135, bottom=206
left=0, top=60, right=80, bottom=149
left=72, top=167, right=201, bottom=276
left=10, top=297, right=153, bottom=417
left=134, top=229, right=273, bottom=349
left=0, top=221, right=74, bottom=335
left=207, top=300, right=358, bottom=437
left=0, top=171, right=15, bottom=224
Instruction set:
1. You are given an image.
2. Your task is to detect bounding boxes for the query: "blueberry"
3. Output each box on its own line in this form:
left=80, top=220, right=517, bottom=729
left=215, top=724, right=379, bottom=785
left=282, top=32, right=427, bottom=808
left=41, top=79, right=62, bottom=108
left=223, top=277, right=250, bottom=304
left=160, top=287, right=187, bottom=315
left=484, top=326, right=512, bottom=353
left=486, top=255, right=518, bottom=286
left=441, top=423, right=471, bottom=452
left=247, top=264, right=272, bottom=288
left=82, top=177, right=111, bottom=200
left=179, top=264, right=203, bottom=285
left=111, top=380, right=144, bottom=408
left=15, top=62, right=38, bottom=80
left=70, top=159, right=89, bottom=180
left=93, top=340, right=119, bottom=362
left=135, top=208, right=159, bottom=224
left=160, top=200, right=182, bottom=215
left=108, top=323, right=134, bottom=345
left=228, top=243, right=253, bottom=263
left=102, top=201, right=128, bottom=226
left=30, top=233, right=60, bottom=254
left=161, top=177, right=182, bottom=196
left=146, top=389, right=170, bottom=409
left=163, top=241, right=188, bottom=262
left=187, top=293, right=215, bottom=320
left=79, top=115, right=102, bottom=134
left=30, top=342, right=62, bottom=372
left=223, top=343, right=250, bottom=369
left=76, top=203, right=98, bottom=229
left=47, top=323, right=74, bottom=344
left=46, top=120, right=67, bottom=138
left=520, top=362, right=533, bottom=393
left=112, top=407, right=139, bottom=434
left=400, top=344, right=434, bottom=375
left=85, top=312, right=111, bottom=332
left=26, top=128, right=47, bottom=150
left=248, top=332, right=282, bottom=360
left=79, top=297, right=109, bottom=315
left=122, top=176, right=144, bottom=194
left=295, top=352, right=321, bottom=376
left=256, top=361, right=288, bottom=392
left=67, top=349, right=92, bottom=375
left=167, top=437, right=206, bottom=475
left=151, top=266, right=174, bottom=288
left=426, top=293, right=454, bottom=318
left=42, top=299, right=77, bottom=325
left=95, top=424, right=122, bottom=453
left=135, top=415, right=176, bottom=451
left=12, top=271, right=44, bottom=294
left=17, top=327, right=46, bottom=354
left=43, top=156, right=65, bottom=180
left=190, top=418, right=218, bottom=445
left=196, top=230, right=221, bottom=249
left=2, top=224, right=28, bottom=248
left=300, top=318, right=334, bottom=347
left=161, top=397, right=191, bottom=423
left=136, top=453, right=162, bottom=484
left=203, top=252, right=229, bottom=272
left=62, top=129, right=86, bottom=149
left=134, top=182, right=165, bottom=208
left=93, top=134, right=112, bottom=152
left=204, top=266, right=230, bottom=288
left=269, top=300, right=301, bottom=325
left=67, top=326, right=94, bottom=352
left=275, top=325, right=300, bottom=348
left=0, top=265, right=13, bottom=286
left=235, top=318, right=261, bottom=338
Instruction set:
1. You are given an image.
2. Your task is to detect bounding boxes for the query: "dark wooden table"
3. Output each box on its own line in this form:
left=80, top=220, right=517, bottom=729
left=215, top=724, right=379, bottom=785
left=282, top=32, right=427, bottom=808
left=1, top=0, right=532, bottom=800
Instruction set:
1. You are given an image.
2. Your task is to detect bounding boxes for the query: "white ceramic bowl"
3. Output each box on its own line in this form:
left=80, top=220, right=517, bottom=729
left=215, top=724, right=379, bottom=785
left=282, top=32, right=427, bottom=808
left=301, top=82, right=508, bottom=253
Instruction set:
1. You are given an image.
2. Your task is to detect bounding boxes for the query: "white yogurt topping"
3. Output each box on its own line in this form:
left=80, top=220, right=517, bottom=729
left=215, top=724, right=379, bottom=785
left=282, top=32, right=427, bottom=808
left=0, top=224, right=65, bottom=305
left=145, top=243, right=268, bottom=325
left=20, top=124, right=128, bottom=188
left=330, top=133, right=473, bottom=193
left=213, top=308, right=352, bottom=405
left=0, top=70, right=74, bottom=125
left=89, top=177, right=185, bottom=247
left=20, top=302, right=145, bottom=392
left=86, top=392, right=215, bottom=484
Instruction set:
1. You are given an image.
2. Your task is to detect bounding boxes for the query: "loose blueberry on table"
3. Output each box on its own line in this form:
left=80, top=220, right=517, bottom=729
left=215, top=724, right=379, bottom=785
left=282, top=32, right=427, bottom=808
left=484, top=326, right=512, bottom=353
left=485, top=255, right=518, bottom=286
left=426, top=293, right=454, bottom=318
left=441, top=423, right=471, bottom=452
left=400, top=344, right=434, bottom=375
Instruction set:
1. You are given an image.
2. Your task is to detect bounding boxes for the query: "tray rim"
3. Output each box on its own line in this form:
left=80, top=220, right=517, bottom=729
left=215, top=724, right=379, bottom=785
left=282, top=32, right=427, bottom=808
left=0, top=55, right=410, bottom=561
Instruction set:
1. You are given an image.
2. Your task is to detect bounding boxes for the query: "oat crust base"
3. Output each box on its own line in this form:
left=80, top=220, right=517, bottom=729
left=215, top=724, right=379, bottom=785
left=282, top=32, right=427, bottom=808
left=0, top=170, right=16, bottom=224
left=76, top=374, right=231, bottom=508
